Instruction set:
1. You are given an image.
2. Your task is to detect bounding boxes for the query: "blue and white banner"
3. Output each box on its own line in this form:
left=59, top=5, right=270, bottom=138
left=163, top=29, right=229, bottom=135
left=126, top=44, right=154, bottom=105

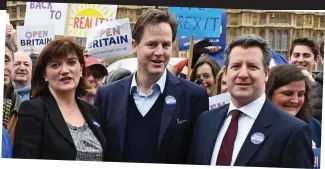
left=168, top=7, right=222, bottom=38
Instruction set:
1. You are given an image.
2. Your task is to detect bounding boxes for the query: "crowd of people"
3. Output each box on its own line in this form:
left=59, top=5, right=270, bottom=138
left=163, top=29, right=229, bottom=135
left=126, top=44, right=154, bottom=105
left=2, top=8, right=324, bottom=168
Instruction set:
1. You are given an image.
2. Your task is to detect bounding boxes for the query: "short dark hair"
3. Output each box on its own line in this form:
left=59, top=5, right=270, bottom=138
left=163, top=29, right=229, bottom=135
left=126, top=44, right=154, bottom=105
left=289, top=38, right=319, bottom=59
left=224, top=34, right=271, bottom=70
left=31, top=37, right=88, bottom=98
left=190, top=54, right=221, bottom=83
left=132, top=9, right=178, bottom=44
left=266, top=64, right=313, bottom=121
left=5, top=40, right=15, bottom=60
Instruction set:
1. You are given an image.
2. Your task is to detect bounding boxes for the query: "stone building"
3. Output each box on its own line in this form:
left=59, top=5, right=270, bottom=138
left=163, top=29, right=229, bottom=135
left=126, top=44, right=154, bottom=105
left=226, top=9, right=325, bottom=58
left=7, top=2, right=324, bottom=60
left=6, top=1, right=26, bottom=28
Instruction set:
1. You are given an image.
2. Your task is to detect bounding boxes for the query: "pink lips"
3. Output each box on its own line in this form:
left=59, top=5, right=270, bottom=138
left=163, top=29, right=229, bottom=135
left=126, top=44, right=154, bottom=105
left=60, top=77, right=72, bottom=81
left=236, top=83, right=251, bottom=86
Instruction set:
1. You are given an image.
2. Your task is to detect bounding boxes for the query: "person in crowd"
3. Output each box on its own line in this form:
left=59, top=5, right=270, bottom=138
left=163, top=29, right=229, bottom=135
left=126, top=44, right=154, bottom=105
left=289, top=38, right=319, bottom=82
left=80, top=56, right=108, bottom=104
left=266, top=64, right=321, bottom=148
left=84, top=56, right=108, bottom=87
left=2, top=127, right=13, bottom=158
left=3, top=40, right=22, bottom=141
left=13, top=38, right=106, bottom=161
left=190, top=55, right=221, bottom=97
left=105, top=68, right=132, bottom=84
left=216, top=70, right=227, bottom=95
left=187, top=34, right=314, bottom=168
left=311, top=37, right=324, bottom=122
left=13, top=51, right=32, bottom=101
left=94, top=9, right=209, bottom=164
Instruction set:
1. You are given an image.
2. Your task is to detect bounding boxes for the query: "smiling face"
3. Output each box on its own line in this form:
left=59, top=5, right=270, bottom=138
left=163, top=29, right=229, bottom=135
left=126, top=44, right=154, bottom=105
left=13, top=52, right=32, bottom=87
left=44, top=53, right=83, bottom=95
left=225, top=46, right=269, bottom=107
left=290, top=45, right=316, bottom=73
left=133, top=22, right=172, bottom=77
left=270, top=80, right=306, bottom=116
left=196, top=63, right=216, bottom=96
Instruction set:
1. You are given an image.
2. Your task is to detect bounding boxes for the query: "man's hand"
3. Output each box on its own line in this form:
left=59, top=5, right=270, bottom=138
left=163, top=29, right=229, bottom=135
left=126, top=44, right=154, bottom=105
left=301, top=69, right=315, bottom=82
left=6, top=24, right=17, bottom=46
left=204, top=46, right=222, bottom=54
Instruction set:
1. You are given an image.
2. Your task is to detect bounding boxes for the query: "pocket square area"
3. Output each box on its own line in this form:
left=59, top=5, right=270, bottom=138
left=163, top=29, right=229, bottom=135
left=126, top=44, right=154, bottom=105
left=177, top=119, right=187, bottom=124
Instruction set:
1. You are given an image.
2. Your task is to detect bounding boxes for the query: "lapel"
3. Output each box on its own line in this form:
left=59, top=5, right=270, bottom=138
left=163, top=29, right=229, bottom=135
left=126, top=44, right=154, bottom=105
left=112, top=75, right=133, bottom=159
left=203, top=105, right=229, bottom=164
left=42, top=95, right=75, bottom=148
left=157, top=72, right=182, bottom=148
left=76, top=99, right=107, bottom=155
left=234, top=99, right=274, bottom=166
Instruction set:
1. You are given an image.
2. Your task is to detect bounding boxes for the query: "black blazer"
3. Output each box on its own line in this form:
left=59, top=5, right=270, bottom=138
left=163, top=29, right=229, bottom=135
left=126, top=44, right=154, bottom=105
left=187, top=98, right=314, bottom=168
left=94, top=72, right=209, bottom=164
left=13, top=95, right=107, bottom=160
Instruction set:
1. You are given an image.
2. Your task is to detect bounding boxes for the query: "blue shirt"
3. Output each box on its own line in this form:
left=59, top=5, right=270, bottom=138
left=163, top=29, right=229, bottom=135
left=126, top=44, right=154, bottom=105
left=2, top=127, right=13, bottom=158
left=130, top=70, right=167, bottom=117
left=16, top=83, right=31, bottom=101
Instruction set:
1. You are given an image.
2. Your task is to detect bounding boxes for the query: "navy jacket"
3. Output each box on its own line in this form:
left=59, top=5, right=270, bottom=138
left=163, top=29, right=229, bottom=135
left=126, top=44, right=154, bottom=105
left=187, top=98, right=314, bottom=168
left=94, top=71, right=209, bottom=164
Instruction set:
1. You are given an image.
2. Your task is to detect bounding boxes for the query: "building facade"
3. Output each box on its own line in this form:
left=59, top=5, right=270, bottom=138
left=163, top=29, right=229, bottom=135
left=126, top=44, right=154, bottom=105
left=226, top=9, right=325, bottom=58
left=7, top=2, right=324, bottom=60
left=6, top=1, right=26, bottom=28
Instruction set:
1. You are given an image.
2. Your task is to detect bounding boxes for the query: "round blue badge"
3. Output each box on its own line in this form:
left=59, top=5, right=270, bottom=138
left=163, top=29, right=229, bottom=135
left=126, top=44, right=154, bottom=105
left=250, top=132, right=265, bottom=144
left=165, top=95, right=176, bottom=107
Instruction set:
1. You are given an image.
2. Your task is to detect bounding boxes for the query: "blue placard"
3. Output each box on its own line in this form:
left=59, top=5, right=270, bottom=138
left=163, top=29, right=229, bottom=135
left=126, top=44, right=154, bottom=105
left=168, top=7, right=222, bottom=38
left=176, top=10, right=227, bottom=67
left=313, top=148, right=321, bottom=169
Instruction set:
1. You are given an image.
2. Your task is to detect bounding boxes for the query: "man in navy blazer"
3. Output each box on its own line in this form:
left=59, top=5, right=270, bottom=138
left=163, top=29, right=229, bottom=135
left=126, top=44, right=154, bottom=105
left=187, top=34, right=314, bottom=168
left=94, top=9, right=209, bottom=164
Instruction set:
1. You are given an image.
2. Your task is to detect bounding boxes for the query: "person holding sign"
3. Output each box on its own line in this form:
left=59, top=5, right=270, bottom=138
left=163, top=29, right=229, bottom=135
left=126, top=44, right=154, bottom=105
left=94, top=9, right=209, bottom=164
left=266, top=64, right=321, bottom=148
left=6, top=24, right=17, bottom=47
left=13, top=38, right=106, bottom=161
left=187, top=34, right=314, bottom=168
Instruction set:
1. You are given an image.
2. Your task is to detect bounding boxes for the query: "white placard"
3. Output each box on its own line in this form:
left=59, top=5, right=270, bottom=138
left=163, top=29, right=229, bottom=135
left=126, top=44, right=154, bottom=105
left=86, top=18, right=133, bottom=60
left=66, top=4, right=117, bottom=37
left=209, top=92, right=231, bottom=110
left=24, top=2, right=68, bottom=35
left=6, top=13, right=10, bottom=25
left=17, top=25, right=55, bottom=55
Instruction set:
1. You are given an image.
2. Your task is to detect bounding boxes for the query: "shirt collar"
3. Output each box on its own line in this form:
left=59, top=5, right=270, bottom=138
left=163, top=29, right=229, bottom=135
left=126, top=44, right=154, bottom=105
left=130, top=69, right=167, bottom=95
left=227, top=93, right=266, bottom=119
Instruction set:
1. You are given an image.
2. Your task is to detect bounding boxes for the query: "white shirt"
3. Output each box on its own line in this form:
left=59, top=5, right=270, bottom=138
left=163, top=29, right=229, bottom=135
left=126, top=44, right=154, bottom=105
left=210, top=93, right=266, bottom=166
left=130, top=69, right=167, bottom=117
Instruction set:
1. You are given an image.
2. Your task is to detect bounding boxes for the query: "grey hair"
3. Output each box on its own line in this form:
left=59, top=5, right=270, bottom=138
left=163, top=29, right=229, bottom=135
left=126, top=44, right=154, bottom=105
left=224, top=34, right=271, bottom=70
